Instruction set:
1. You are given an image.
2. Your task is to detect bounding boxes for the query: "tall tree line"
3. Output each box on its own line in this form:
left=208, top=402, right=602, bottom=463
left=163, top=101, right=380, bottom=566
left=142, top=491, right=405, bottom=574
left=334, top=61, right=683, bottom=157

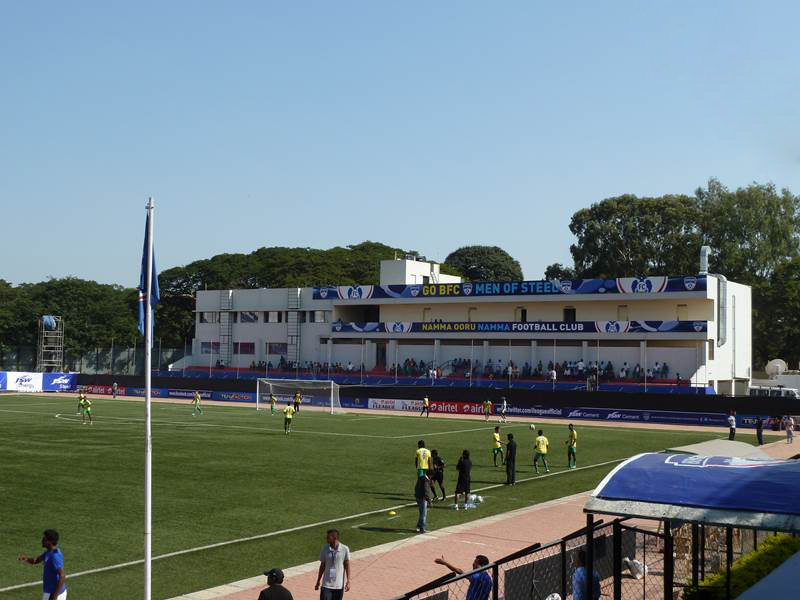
left=545, top=178, right=800, bottom=369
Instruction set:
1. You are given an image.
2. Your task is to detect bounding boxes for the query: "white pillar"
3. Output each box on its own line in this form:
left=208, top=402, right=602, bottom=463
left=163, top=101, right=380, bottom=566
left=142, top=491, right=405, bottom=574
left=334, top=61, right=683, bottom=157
left=482, top=340, right=489, bottom=368
left=326, top=338, right=333, bottom=365
left=582, top=340, right=589, bottom=363
left=365, top=340, right=377, bottom=370
left=530, top=340, right=537, bottom=368
left=433, top=339, right=441, bottom=366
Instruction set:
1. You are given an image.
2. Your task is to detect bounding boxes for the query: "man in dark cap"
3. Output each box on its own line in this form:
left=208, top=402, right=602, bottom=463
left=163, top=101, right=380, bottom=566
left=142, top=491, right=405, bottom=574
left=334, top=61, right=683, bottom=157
left=258, top=568, right=294, bottom=600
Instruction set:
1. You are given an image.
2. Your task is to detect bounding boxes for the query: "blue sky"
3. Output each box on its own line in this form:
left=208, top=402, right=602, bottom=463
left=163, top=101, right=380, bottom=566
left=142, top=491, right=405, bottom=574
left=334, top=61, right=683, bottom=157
left=2, top=2, right=798, bottom=287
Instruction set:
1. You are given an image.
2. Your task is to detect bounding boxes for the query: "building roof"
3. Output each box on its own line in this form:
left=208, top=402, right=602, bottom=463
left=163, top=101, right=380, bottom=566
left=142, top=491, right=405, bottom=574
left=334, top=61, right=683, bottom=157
left=584, top=452, right=800, bottom=532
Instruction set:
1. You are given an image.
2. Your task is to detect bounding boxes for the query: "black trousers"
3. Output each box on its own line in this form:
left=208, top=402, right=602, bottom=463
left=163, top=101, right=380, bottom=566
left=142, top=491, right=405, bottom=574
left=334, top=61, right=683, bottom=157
left=506, top=460, right=516, bottom=484
left=729, top=427, right=736, bottom=441
left=757, top=430, right=764, bottom=445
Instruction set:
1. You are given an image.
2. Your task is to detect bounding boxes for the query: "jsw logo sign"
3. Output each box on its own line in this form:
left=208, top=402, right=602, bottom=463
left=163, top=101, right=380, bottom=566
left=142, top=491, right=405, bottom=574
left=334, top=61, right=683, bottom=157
left=52, top=376, right=71, bottom=385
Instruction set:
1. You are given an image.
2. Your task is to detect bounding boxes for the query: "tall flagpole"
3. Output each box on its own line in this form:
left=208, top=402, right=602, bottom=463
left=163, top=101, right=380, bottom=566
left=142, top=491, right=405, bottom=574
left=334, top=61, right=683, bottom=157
left=144, top=197, right=154, bottom=600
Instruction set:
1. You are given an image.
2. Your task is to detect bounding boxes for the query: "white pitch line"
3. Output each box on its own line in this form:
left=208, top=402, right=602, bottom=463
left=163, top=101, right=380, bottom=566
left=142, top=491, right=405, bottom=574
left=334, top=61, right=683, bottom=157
left=0, top=457, right=626, bottom=593
left=49, top=411, right=527, bottom=441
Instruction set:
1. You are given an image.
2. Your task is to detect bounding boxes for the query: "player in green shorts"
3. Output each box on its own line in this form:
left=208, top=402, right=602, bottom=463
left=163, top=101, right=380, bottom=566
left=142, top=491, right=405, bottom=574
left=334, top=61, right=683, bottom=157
left=76, top=391, right=84, bottom=416
left=533, top=429, right=549, bottom=473
left=192, top=391, right=203, bottom=416
left=270, top=392, right=277, bottom=415
left=483, top=399, right=493, bottom=422
left=566, top=423, right=577, bottom=469
left=492, top=427, right=505, bottom=467
left=283, top=404, right=295, bottom=434
left=81, top=396, right=93, bottom=425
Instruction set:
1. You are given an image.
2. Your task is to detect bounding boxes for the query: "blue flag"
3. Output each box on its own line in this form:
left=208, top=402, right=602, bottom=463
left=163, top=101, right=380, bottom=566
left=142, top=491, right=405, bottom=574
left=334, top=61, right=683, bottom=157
left=138, top=211, right=160, bottom=337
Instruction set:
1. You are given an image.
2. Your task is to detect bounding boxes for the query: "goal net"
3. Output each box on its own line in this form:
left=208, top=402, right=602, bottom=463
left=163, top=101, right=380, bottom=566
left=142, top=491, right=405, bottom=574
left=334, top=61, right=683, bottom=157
left=256, top=378, right=343, bottom=414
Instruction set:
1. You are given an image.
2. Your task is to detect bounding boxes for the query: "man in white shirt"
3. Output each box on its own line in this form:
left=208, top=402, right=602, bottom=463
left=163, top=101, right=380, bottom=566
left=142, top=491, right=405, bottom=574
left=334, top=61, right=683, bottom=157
left=727, top=412, right=737, bottom=440
left=315, top=529, right=350, bottom=600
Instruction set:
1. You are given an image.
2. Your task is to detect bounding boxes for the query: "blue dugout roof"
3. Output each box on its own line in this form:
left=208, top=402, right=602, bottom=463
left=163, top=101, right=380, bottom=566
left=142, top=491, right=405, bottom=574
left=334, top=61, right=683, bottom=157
left=584, top=453, right=800, bottom=532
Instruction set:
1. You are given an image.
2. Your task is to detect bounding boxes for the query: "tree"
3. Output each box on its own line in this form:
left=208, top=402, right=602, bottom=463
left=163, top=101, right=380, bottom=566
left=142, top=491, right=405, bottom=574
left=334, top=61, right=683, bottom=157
left=755, top=258, right=800, bottom=369
left=568, top=195, right=702, bottom=278
left=444, top=246, right=523, bottom=281
left=697, top=179, right=800, bottom=282
left=543, top=263, right=577, bottom=281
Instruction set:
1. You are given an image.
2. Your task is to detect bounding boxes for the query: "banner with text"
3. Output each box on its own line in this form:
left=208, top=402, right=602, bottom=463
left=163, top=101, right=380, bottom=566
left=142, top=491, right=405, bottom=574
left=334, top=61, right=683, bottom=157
left=315, top=275, right=706, bottom=301
left=333, top=320, right=707, bottom=335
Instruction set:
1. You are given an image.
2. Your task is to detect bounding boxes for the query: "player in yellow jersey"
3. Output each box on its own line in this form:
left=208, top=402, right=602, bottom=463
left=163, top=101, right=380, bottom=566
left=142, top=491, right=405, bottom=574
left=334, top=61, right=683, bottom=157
left=492, top=426, right=504, bottom=467
left=415, top=440, right=431, bottom=477
left=270, top=392, right=277, bottom=415
left=533, top=429, right=549, bottom=474
left=283, top=404, right=296, bottom=434
left=76, top=391, right=84, bottom=416
left=420, top=396, right=430, bottom=418
left=192, top=391, right=203, bottom=416
left=566, top=424, right=577, bottom=469
left=483, top=399, right=493, bottom=422
left=293, top=390, right=301, bottom=413
left=81, top=396, right=93, bottom=425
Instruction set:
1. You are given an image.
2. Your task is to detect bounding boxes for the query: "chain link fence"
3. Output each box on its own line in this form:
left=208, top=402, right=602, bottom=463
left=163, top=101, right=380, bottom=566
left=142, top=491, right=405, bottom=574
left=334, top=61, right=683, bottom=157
left=394, top=519, right=789, bottom=600
left=393, top=521, right=617, bottom=600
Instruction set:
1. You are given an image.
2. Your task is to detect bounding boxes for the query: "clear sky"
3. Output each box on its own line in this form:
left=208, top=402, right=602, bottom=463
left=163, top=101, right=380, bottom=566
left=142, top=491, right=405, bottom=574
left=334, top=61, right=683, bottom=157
left=2, top=2, right=799, bottom=287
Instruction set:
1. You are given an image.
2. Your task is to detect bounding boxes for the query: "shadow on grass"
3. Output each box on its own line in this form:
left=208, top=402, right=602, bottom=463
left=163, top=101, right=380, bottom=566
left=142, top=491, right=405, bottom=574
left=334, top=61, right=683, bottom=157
left=359, top=526, right=418, bottom=534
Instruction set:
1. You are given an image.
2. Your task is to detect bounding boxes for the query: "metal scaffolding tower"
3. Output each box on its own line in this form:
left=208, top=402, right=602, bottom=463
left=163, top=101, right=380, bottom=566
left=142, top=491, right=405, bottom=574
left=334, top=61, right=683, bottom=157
left=36, top=315, right=64, bottom=372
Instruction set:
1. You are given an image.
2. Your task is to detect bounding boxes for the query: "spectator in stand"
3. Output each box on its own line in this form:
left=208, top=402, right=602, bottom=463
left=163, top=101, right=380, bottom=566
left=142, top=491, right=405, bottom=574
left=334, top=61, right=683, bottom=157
left=654, top=361, right=661, bottom=377
left=434, top=555, right=492, bottom=600
left=259, top=568, right=293, bottom=600
left=645, top=368, right=653, bottom=380
left=549, top=367, right=557, bottom=387
left=572, top=549, right=601, bottom=600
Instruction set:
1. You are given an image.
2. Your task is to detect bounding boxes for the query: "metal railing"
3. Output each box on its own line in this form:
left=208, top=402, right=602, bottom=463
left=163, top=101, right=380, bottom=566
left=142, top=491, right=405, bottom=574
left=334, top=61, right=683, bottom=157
left=392, top=519, right=615, bottom=600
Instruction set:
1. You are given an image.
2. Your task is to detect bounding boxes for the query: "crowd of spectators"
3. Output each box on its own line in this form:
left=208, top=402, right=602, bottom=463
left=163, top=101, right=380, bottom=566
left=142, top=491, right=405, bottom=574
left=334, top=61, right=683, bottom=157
left=220, top=356, right=679, bottom=384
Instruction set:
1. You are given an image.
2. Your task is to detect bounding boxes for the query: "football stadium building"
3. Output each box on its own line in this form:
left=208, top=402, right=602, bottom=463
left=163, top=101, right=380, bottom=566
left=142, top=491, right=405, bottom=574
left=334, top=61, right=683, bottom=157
left=190, top=256, right=751, bottom=395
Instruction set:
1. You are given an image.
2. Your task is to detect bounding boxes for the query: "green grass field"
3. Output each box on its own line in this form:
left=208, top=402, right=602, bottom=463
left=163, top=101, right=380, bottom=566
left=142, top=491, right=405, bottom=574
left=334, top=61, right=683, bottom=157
left=0, top=394, right=771, bottom=599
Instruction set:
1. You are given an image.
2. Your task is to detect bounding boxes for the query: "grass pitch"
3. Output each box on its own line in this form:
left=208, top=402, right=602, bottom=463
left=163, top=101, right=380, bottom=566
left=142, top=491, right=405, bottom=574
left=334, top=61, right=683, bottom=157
left=0, top=394, right=768, bottom=599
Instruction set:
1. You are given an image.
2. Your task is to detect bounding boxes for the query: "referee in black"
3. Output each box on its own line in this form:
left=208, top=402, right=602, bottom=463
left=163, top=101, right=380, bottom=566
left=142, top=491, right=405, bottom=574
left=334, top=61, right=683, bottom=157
left=505, top=433, right=517, bottom=485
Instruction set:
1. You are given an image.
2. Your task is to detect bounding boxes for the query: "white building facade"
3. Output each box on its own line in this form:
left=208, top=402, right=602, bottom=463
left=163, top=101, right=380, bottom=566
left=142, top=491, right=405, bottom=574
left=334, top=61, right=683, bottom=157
left=192, top=258, right=752, bottom=394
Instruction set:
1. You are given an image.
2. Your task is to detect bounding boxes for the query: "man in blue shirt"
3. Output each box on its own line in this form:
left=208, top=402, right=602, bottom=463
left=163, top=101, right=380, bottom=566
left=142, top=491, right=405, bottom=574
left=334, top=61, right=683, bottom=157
left=572, top=549, right=601, bottom=600
left=18, top=529, right=67, bottom=600
left=434, top=554, right=492, bottom=600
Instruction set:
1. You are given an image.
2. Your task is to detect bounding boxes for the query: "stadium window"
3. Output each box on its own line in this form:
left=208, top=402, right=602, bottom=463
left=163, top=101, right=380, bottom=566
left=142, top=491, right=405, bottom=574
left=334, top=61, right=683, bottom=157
left=199, top=312, right=219, bottom=324
left=677, top=304, right=688, bottom=320
left=234, top=342, right=255, bottom=355
left=200, top=342, right=220, bottom=354
left=563, top=307, right=576, bottom=322
left=265, top=311, right=282, bottom=323
left=515, top=307, right=527, bottom=322
left=240, top=311, right=259, bottom=323
left=297, top=311, right=307, bottom=323
left=310, top=310, right=328, bottom=323
left=467, top=307, right=477, bottom=322
left=423, top=307, right=431, bottom=322
left=707, top=339, right=715, bottom=361
left=617, top=305, right=628, bottom=321
left=230, top=312, right=238, bottom=323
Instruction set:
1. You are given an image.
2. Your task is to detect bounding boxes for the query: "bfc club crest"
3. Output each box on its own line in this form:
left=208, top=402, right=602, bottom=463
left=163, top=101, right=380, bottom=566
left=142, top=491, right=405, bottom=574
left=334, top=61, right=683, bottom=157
left=684, top=276, right=697, bottom=291
left=559, top=280, right=572, bottom=293
left=462, top=283, right=473, bottom=296
left=410, top=286, right=420, bottom=297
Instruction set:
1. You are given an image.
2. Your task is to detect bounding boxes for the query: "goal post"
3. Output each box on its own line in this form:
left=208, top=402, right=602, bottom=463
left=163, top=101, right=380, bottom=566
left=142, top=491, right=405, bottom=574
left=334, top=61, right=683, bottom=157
left=256, top=378, right=343, bottom=414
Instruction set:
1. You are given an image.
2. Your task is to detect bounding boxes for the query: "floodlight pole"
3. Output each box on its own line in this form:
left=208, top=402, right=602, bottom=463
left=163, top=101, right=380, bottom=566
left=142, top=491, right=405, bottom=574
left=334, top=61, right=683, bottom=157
left=144, top=197, right=155, bottom=600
